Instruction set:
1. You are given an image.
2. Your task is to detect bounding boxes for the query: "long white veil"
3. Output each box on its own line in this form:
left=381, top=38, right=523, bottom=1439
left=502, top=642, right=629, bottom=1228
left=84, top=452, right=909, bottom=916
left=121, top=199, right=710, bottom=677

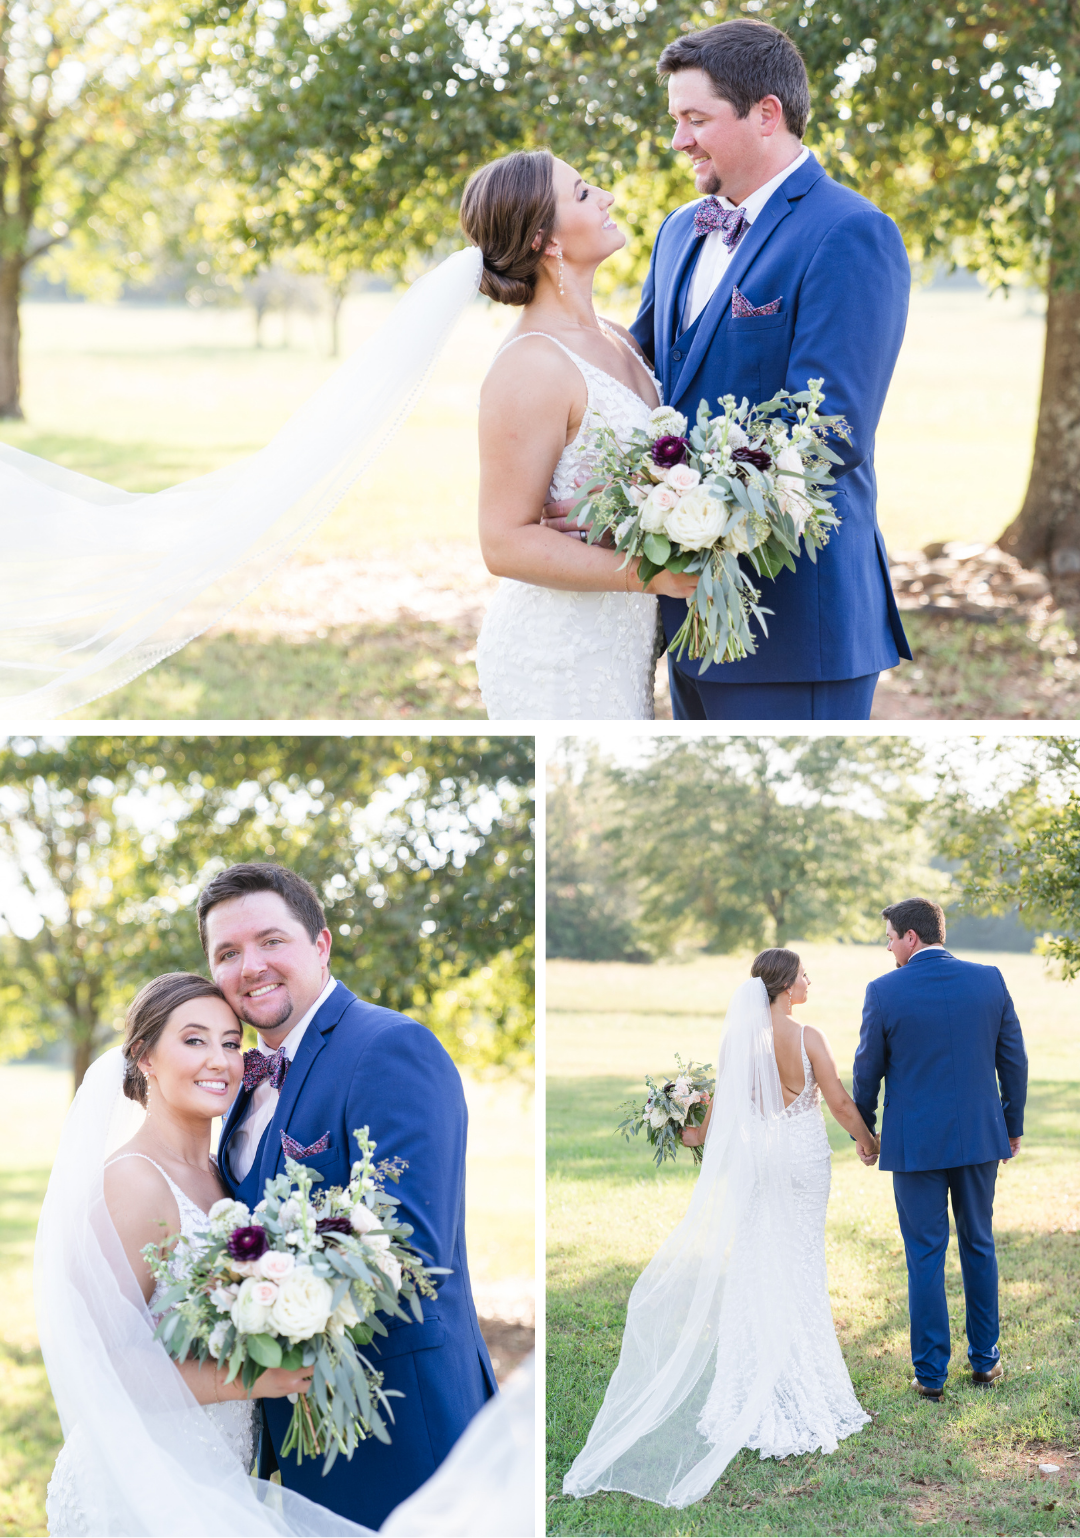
left=1, top=246, right=482, bottom=720
left=562, top=977, right=799, bottom=1510
left=35, top=1046, right=535, bottom=1536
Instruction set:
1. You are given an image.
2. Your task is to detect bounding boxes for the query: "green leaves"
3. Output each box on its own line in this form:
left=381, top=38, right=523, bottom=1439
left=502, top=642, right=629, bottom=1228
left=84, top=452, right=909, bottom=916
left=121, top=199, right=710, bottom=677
left=245, top=1333, right=283, bottom=1369
left=642, top=533, right=671, bottom=566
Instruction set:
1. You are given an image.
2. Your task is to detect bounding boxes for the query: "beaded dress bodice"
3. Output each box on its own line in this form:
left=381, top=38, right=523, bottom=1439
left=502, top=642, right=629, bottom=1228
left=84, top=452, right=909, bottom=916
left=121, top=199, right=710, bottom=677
left=475, top=328, right=664, bottom=721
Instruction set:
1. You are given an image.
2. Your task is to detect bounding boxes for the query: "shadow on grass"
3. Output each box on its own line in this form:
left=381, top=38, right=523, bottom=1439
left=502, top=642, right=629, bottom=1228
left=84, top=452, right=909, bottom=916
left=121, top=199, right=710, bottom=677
left=547, top=1076, right=1080, bottom=1535
left=885, top=610, right=1080, bottom=721
left=66, top=621, right=486, bottom=721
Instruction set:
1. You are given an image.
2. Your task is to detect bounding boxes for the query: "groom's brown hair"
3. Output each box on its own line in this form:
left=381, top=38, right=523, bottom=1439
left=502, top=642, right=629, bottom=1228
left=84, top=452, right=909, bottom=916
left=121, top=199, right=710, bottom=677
left=197, top=862, right=327, bottom=953
left=882, top=898, right=946, bottom=946
left=658, top=20, right=811, bottom=139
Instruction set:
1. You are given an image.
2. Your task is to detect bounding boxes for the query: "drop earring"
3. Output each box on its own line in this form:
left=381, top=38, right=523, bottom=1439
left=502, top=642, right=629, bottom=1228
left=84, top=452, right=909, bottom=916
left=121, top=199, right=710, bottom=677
left=556, top=249, right=565, bottom=296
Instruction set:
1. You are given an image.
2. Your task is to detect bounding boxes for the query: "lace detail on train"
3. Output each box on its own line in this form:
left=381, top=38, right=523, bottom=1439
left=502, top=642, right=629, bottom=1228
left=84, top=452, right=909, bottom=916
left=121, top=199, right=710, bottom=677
left=476, top=330, right=663, bottom=720
left=46, top=1155, right=258, bottom=1536
left=697, top=1030, right=869, bottom=1461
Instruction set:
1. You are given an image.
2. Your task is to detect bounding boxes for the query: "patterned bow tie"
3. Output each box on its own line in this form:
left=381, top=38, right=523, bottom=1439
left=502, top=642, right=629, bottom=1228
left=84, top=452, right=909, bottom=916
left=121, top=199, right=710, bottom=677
left=242, top=1046, right=289, bottom=1093
left=693, top=198, right=749, bottom=250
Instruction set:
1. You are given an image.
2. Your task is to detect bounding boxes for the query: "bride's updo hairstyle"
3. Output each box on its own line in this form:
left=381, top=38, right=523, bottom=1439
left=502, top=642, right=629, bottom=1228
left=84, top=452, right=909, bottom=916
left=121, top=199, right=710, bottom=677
left=121, top=972, right=228, bottom=1106
left=751, top=947, right=801, bottom=1002
left=460, top=148, right=557, bottom=307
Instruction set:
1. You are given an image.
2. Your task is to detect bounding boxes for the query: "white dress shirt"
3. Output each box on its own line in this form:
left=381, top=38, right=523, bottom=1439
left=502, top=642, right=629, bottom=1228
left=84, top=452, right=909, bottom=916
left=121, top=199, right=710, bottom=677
left=684, top=145, right=810, bottom=328
left=230, top=974, right=338, bottom=1181
left=906, top=944, right=946, bottom=960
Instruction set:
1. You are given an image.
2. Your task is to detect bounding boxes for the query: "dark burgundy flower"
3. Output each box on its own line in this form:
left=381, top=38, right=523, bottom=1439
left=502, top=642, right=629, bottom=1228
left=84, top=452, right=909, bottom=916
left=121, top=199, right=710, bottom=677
left=315, top=1215, right=354, bottom=1238
left=651, top=435, right=690, bottom=468
left=732, top=445, right=772, bottom=472
left=226, top=1225, right=270, bottom=1262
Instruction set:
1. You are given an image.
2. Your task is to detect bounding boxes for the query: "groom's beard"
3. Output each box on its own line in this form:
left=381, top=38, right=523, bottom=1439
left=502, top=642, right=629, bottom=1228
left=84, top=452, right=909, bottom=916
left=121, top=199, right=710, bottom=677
left=238, top=988, right=295, bottom=1033
left=698, top=164, right=722, bottom=197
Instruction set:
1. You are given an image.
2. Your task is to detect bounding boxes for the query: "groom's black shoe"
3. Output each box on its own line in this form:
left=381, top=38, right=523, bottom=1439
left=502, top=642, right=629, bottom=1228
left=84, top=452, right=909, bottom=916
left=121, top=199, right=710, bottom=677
left=971, top=1362, right=1004, bottom=1387
left=911, top=1377, right=944, bottom=1402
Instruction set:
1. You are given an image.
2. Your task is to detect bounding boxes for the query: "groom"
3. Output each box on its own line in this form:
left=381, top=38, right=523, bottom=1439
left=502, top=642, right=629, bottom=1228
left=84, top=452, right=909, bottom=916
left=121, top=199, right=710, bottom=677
left=632, top=20, right=912, bottom=719
left=199, top=862, right=496, bottom=1528
left=853, top=898, right=1028, bottom=1400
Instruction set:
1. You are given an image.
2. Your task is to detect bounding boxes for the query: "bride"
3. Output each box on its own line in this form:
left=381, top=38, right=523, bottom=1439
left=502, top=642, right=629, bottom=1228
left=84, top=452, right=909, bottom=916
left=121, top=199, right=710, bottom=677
left=38, top=971, right=534, bottom=1536
left=460, top=148, right=697, bottom=720
left=563, top=948, right=878, bottom=1510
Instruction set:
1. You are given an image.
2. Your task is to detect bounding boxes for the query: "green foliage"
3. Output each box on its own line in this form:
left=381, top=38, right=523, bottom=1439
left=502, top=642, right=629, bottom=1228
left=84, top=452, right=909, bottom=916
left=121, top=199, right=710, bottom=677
left=938, top=736, right=1080, bottom=978
left=547, top=748, right=646, bottom=962
left=569, top=736, right=945, bottom=958
left=0, top=735, right=533, bottom=1085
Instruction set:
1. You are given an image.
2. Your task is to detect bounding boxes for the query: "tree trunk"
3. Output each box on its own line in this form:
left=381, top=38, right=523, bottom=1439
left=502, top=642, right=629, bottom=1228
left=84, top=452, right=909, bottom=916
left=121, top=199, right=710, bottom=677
left=1000, top=278, right=1080, bottom=604
left=0, top=258, right=25, bottom=419
left=72, top=1032, right=94, bottom=1095
left=328, top=281, right=347, bottom=357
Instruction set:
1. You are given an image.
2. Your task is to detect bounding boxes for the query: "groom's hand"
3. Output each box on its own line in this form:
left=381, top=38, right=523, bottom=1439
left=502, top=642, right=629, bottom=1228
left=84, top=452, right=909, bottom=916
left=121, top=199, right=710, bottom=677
left=541, top=496, right=615, bottom=545
left=1008, top=1136, right=1022, bottom=1158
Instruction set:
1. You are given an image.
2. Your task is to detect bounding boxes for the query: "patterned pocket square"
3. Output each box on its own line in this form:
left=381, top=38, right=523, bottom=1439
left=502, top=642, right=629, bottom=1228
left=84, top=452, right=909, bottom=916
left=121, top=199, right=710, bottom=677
left=732, top=285, right=782, bottom=318
left=281, top=1129, right=330, bottom=1159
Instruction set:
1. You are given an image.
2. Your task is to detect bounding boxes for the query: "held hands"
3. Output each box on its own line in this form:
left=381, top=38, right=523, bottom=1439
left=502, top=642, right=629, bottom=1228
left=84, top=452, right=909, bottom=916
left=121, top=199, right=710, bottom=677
left=856, top=1135, right=880, bottom=1167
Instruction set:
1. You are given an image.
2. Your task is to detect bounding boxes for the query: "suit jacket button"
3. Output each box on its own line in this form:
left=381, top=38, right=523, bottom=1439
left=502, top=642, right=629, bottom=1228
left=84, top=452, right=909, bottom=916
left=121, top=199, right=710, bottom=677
left=672, top=348, right=682, bottom=360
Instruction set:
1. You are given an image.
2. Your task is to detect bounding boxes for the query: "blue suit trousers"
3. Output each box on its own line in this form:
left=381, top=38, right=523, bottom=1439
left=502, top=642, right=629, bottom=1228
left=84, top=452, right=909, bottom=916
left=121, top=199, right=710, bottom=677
left=892, top=1161, right=1001, bottom=1389
left=667, top=663, right=879, bottom=721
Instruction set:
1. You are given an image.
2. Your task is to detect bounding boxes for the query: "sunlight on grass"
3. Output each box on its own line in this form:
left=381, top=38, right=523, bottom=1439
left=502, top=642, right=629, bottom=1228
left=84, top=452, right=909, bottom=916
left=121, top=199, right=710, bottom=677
left=0, top=1062, right=532, bottom=1538
left=547, top=948, right=1080, bottom=1537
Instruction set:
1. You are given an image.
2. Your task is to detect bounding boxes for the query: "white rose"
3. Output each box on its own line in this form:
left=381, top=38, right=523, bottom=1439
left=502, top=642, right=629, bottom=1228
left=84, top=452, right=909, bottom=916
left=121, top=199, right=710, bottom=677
left=665, top=489, right=726, bottom=551
left=208, top=1198, right=250, bottom=1231
left=664, top=464, right=701, bottom=495
left=268, top=1267, right=335, bottom=1345
left=775, top=444, right=812, bottom=535
left=351, top=1203, right=382, bottom=1236
left=372, top=1251, right=402, bottom=1294
left=231, top=1275, right=277, bottom=1335
left=207, top=1319, right=230, bottom=1360
left=625, top=482, right=647, bottom=506
left=648, top=1106, right=668, bottom=1129
left=329, top=1288, right=362, bottom=1340
left=259, top=1249, right=295, bottom=1283
left=639, top=484, right=679, bottom=533
left=724, top=511, right=753, bottom=555
left=647, top=406, right=688, bottom=440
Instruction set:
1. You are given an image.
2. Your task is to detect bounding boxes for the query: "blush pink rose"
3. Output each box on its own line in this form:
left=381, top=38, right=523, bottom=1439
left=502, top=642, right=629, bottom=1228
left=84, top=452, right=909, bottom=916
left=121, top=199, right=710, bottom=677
left=258, top=1249, right=295, bottom=1282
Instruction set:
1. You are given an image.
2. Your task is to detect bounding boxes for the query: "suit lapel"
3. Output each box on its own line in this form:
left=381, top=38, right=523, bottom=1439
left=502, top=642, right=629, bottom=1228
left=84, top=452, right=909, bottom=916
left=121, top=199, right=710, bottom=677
left=218, top=1085, right=251, bottom=1187
left=668, top=153, right=826, bottom=402
left=254, top=980, right=354, bottom=1186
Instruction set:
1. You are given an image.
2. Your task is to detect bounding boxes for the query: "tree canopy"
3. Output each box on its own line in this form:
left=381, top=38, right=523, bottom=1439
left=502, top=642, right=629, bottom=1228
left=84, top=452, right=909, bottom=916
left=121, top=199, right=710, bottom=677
left=0, top=734, right=534, bottom=1088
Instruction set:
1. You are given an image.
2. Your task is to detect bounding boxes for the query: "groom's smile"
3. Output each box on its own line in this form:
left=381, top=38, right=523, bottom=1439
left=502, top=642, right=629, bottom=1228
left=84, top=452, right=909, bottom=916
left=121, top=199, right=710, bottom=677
left=204, top=889, right=332, bottom=1047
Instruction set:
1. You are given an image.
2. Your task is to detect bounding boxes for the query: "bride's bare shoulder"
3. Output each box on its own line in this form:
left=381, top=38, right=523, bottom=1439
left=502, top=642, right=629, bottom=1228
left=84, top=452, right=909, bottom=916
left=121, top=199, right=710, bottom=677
left=103, top=1147, right=179, bottom=1227
left=482, top=328, right=580, bottom=397
left=599, top=318, right=650, bottom=364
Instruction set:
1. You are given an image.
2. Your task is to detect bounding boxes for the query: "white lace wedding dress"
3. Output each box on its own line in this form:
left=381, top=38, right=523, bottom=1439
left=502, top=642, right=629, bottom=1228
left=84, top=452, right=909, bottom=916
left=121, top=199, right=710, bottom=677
left=475, top=328, right=662, bottom=720
left=563, top=980, right=869, bottom=1510
left=698, top=1029, right=870, bottom=1458
left=46, top=1154, right=257, bottom=1536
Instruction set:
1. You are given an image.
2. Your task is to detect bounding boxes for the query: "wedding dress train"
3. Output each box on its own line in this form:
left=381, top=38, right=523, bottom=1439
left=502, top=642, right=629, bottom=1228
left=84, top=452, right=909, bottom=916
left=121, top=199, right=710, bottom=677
left=475, top=330, right=661, bottom=720
left=563, top=980, right=868, bottom=1510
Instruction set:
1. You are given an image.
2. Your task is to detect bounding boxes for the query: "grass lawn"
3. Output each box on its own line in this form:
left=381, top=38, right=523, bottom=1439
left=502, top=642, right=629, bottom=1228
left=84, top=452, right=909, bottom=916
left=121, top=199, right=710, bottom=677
left=546, top=947, right=1080, bottom=1537
left=0, top=284, right=1047, bottom=720
left=0, top=1062, right=533, bottom=1538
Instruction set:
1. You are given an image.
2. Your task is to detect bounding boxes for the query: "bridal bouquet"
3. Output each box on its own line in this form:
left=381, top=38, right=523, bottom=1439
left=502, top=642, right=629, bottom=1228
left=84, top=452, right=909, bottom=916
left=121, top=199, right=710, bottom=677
left=571, top=381, right=850, bottom=669
left=144, top=1128, right=444, bottom=1473
left=617, top=1057, right=715, bottom=1167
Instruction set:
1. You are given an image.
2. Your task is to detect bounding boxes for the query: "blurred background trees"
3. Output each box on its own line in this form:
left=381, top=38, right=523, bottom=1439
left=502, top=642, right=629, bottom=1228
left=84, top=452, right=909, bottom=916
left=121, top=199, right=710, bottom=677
left=0, top=734, right=534, bottom=1090
left=547, top=734, right=1080, bottom=966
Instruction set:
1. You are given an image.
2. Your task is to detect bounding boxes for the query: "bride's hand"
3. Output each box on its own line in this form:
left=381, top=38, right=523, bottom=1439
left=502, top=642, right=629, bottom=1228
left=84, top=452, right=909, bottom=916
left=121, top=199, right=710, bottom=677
left=252, top=1364, right=315, bottom=1399
left=644, top=567, right=700, bottom=599
left=680, top=1126, right=701, bottom=1147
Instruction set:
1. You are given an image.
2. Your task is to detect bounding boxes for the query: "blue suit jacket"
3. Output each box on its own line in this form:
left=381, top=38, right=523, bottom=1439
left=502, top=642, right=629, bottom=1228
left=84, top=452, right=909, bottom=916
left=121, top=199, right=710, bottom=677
left=852, top=950, right=1028, bottom=1173
left=631, top=152, right=913, bottom=683
left=218, top=980, right=496, bottom=1528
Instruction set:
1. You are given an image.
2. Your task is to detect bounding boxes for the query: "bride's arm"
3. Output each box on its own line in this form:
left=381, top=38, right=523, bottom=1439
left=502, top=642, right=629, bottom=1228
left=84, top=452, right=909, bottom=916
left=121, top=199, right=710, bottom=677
left=802, top=1027, right=879, bottom=1159
left=478, top=341, right=697, bottom=598
left=103, top=1161, right=311, bottom=1404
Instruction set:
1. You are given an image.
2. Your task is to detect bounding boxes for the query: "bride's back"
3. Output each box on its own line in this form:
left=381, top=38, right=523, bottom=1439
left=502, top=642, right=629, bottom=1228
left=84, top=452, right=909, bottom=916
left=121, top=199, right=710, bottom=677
left=771, top=1014, right=808, bottom=1106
